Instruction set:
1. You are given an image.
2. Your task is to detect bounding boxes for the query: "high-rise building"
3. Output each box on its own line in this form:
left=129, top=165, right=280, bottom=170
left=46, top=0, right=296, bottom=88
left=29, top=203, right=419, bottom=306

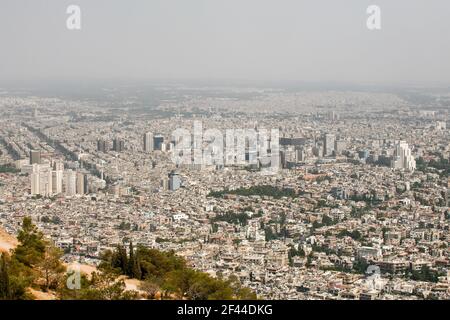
left=31, top=171, right=40, bottom=196
left=143, top=132, right=154, bottom=152
left=29, top=150, right=41, bottom=165
left=30, top=164, right=53, bottom=197
left=76, top=172, right=86, bottom=194
left=52, top=160, right=64, bottom=171
left=168, top=171, right=181, bottom=191
left=279, top=150, right=288, bottom=169
left=295, top=147, right=306, bottom=162
left=39, top=169, right=53, bottom=197
left=52, top=170, right=63, bottom=194
left=65, top=170, right=77, bottom=196
left=84, top=174, right=89, bottom=194
left=97, top=139, right=108, bottom=153
left=334, top=140, right=346, bottom=155
left=153, top=135, right=164, bottom=151
left=112, top=138, right=125, bottom=152
left=391, top=141, right=416, bottom=171
left=323, top=134, right=335, bottom=157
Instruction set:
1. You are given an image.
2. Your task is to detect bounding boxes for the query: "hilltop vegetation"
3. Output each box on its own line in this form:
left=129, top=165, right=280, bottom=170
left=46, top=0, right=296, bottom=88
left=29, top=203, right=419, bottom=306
left=0, top=217, right=65, bottom=299
left=0, top=218, right=256, bottom=300
left=99, top=244, right=257, bottom=300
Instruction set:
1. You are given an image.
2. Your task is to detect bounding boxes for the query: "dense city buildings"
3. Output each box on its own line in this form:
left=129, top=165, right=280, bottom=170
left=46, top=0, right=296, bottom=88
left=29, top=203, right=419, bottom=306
left=97, top=139, right=108, bottom=153
left=0, top=85, right=449, bottom=300
left=391, top=141, right=416, bottom=171
left=143, top=132, right=153, bottom=153
left=153, top=135, right=165, bottom=151
left=29, top=150, right=41, bottom=165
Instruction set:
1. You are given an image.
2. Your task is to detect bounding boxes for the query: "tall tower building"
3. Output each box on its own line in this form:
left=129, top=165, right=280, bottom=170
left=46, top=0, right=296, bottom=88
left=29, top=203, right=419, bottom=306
left=97, top=139, right=108, bottom=153
left=153, top=135, right=164, bottom=151
left=29, top=150, right=41, bottom=165
left=296, top=147, right=306, bottom=162
left=391, top=141, right=416, bottom=171
left=52, top=170, right=63, bottom=194
left=65, top=170, right=77, bottom=196
left=30, top=164, right=53, bottom=197
left=76, top=172, right=86, bottom=195
left=52, top=160, right=64, bottom=171
left=334, top=140, right=346, bottom=155
left=39, top=169, right=53, bottom=197
left=143, top=132, right=154, bottom=152
left=323, top=134, right=335, bottom=157
left=83, top=174, right=89, bottom=194
left=112, top=138, right=125, bottom=152
left=31, top=171, right=40, bottom=196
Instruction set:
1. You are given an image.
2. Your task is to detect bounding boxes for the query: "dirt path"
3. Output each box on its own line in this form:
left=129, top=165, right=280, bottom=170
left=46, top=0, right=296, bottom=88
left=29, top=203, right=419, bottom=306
left=0, top=226, right=18, bottom=253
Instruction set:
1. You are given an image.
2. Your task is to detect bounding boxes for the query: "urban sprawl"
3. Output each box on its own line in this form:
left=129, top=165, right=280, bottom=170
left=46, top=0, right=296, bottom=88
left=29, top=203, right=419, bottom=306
left=0, top=87, right=449, bottom=300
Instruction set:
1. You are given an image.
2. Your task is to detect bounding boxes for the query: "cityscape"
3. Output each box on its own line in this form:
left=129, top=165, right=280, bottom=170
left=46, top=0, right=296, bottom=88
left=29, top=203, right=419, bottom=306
left=1, top=85, right=449, bottom=300
left=0, top=0, right=449, bottom=305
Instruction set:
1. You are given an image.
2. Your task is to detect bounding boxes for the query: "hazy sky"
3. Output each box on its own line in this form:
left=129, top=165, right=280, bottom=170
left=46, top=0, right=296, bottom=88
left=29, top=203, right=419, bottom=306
left=1, top=0, right=450, bottom=86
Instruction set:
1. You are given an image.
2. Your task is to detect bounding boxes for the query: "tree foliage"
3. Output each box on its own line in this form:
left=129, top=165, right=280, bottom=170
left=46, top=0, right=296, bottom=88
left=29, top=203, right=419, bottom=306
left=100, top=244, right=257, bottom=300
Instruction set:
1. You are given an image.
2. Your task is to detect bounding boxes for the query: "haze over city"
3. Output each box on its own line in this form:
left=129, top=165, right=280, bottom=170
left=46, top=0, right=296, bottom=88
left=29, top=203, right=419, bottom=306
left=0, top=0, right=449, bottom=305
left=1, top=0, right=450, bottom=86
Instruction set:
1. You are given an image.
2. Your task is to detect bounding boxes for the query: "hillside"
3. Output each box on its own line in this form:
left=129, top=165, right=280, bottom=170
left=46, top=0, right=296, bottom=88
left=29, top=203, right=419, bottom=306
left=1, top=224, right=145, bottom=300
left=0, top=219, right=256, bottom=300
left=0, top=226, right=17, bottom=253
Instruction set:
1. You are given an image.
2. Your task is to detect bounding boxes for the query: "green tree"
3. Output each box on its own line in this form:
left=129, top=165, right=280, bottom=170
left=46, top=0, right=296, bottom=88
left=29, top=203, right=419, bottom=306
left=38, top=246, right=66, bottom=291
left=14, top=217, right=46, bottom=267
left=127, top=242, right=142, bottom=279
left=0, top=253, right=11, bottom=299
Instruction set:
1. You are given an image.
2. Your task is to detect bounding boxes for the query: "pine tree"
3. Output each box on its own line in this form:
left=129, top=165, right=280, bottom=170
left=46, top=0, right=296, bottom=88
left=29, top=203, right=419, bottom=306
left=14, top=217, right=46, bottom=267
left=127, top=242, right=134, bottom=277
left=127, top=242, right=142, bottom=279
left=111, top=245, right=128, bottom=274
left=118, top=245, right=128, bottom=274
left=0, top=253, right=11, bottom=299
left=132, top=251, right=142, bottom=280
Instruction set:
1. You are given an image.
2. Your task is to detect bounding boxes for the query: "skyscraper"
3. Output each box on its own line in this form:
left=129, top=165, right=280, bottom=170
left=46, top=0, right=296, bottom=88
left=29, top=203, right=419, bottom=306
left=391, top=141, right=416, bottom=171
left=31, top=171, right=40, bottom=196
left=39, top=169, right=53, bottom=197
left=76, top=172, right=86, bottom=194
left=334, top=139, right=346, bottom=155
left=112, top=138, right=125, bottom=152
left=153, top=135, right=164, bottom=151
left=65, top=170, right=77, bottom=196
left=30, top=164, right=53, bottom=197
left=143, top=132, right=154, bottom=152
left=29, top=150, right=41, bottom=165
left=97, top=139, right=108, bottom=153
left=52, top=170, right=63, bottom=194
left=323, top=134, right=335, bottom=157
left=295, top=147, right=306, bottom=162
